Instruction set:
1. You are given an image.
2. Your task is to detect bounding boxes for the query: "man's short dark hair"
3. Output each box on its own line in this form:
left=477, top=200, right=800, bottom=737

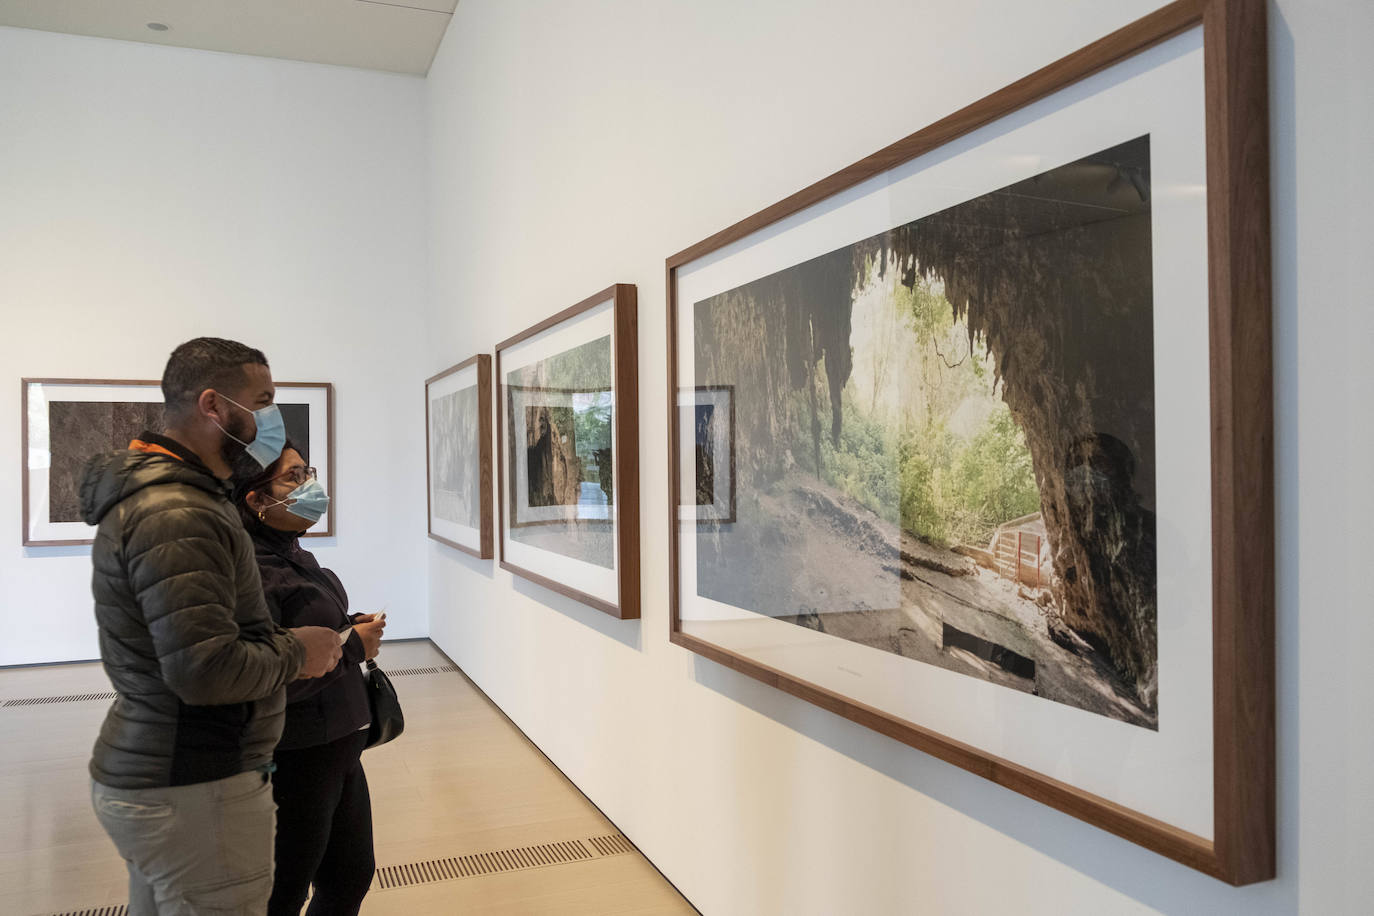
left=161, top=337, right=269, bottom=419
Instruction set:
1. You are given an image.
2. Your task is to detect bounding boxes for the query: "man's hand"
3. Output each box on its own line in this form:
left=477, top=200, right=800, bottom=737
left=290, top=626, right=343, bottom=679
left=353, top=615, right=387, bottom=660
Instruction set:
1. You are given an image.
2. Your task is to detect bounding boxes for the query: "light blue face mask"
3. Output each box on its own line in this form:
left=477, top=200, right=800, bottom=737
left=266, top=477, right=331, bottom=525
left=215, top=394, right=286, bottom=469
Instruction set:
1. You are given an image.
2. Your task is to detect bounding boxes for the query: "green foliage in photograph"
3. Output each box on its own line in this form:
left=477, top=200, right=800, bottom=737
left=948, top=405, right=1041, bottom=539
left=573, top=393, right=613, bottom=484
left=787, top=272, right=1041, bottom=549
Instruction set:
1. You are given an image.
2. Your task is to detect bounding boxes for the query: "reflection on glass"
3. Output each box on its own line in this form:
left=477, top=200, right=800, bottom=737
left=431, top=385, right=482, bottom=528
left=506, top=334, right=616, bottom=570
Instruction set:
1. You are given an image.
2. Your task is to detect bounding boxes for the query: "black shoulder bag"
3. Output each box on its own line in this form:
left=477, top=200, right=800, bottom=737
left=364, top=659, right=405, bottom=748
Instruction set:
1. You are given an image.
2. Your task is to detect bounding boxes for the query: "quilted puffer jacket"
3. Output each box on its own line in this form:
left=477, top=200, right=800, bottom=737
left=80, top=436, right=305, bottom=788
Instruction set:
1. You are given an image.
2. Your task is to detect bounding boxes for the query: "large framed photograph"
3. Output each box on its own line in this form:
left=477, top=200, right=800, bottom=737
left=496, top=284, right=640, bottom=619
left=23, top=379, right=336, bottom=545
left=426, top=354, right=493, bottom=558
left=667, top=0, right=1271, bottom=884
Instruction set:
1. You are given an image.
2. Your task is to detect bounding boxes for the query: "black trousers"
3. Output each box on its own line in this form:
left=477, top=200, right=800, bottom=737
left=269, top=729, right=375, bottom=916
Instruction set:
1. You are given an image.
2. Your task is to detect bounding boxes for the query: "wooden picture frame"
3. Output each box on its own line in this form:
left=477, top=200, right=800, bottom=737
left=665, top=0, right=1271, bottom=885
left=22, top=378, right=337, bottom=545
left=425, top=354, right=494, bottom=558
left=496, top=284, right=640, bottom=620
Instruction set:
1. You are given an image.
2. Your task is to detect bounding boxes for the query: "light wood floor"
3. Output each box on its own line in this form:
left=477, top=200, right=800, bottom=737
left=0, top=640, right=696, bottom=915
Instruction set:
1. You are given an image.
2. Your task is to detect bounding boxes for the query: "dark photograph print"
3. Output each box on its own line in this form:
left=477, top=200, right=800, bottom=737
left=431, top=385, right=482, bottom=528
left=692, top=135, right=1158, bottom=728
left=506, top=334, right=616, bottom=568
left=687, top=386, right=735, bottom=522
left=46, top=399, right=312, bottom=524
left=695, top=403, right=716, bottom=505
left=47, top=401, right=165, bottom=522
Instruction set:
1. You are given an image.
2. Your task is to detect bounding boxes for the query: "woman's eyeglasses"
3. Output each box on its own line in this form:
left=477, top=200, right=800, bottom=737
left=271, top=466, right=317, bottom=487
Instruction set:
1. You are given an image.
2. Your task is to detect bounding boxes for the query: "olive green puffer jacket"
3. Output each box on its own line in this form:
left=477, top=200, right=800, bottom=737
left=81, top=442, right=305, bottom=788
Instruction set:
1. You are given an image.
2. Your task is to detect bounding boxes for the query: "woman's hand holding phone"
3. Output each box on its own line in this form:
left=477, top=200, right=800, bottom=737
left=352, top=612, right=387, bottom=660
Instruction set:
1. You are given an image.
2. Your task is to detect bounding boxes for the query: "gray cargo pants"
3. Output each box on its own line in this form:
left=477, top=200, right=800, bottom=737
left=91, top=769, right=276, bottom=915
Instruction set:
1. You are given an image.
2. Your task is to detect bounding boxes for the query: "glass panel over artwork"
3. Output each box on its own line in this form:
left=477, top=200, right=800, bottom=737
left=506, top=336, right=616, bottom=568
left=690, top=136, right=1157, bottom=729
left=431, top=374, right=483, bottom=530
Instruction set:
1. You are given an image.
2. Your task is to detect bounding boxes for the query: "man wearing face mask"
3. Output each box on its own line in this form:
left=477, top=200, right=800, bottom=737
left=80, top=337, right=344, bottom=914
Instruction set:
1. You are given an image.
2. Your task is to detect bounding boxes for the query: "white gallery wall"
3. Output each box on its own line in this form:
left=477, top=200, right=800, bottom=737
left=0, top=26, right=431, bottom=664
left=425, top=1, right=1373, bottom=914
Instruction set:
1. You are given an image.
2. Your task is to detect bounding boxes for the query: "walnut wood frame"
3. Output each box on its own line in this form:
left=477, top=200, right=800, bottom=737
left=495, top=284, right=640, bottom=620
left=425, top=354, right=494, bottom=559
left=21, top=378, right=338, bottom=545
left=664, top=0, right=1272, bottom=885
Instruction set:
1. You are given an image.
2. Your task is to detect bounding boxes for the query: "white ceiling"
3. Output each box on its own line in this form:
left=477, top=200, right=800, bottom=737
left=0, top=0, right=457, bottom=75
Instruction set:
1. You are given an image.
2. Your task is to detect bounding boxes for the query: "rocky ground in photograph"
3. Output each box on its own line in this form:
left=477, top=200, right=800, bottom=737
left=695, top=472, right=1156, bottom=728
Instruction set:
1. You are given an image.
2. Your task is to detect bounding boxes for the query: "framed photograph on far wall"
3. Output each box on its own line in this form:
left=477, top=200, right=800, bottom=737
left=667, top=0, right=1271, bottom=885
left=496, top=284, right=639, bottom=619
left=22, top=378, right=336, bottom=545
left=426, top=354, right=493, bottom=558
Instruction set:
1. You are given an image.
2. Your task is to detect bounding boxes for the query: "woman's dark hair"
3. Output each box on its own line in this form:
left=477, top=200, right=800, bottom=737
left=230, top=439, right=305, bottom=525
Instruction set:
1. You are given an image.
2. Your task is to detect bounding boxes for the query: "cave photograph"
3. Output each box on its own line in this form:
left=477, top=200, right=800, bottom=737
left=691, top=135, right=1159, bottom=728
left=505, top=333, right=617, bottom=569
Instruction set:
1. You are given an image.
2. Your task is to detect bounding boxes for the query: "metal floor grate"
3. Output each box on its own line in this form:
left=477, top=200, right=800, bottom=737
left=374, top=833, right=635, bottom=891
left=51, top=907, right=127, bottom=916
left=3, top=691, right=117, bottom=708
left=385, top=664, right=460, bottom=677
left=587, top=832, right=635, bottom=856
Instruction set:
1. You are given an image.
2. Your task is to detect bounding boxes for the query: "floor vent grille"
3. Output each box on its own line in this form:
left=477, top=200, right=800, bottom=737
left=587, top=832, right=635, bottom=856
left=3, top=691, right=117, bottom=707
left=385, top=664, right=460, bottom=677
left=374, top=834, right=632, bottom=890
left=51, top=907, right=128, bottom=916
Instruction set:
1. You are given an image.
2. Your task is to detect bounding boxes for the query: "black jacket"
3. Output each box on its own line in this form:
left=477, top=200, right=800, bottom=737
left=81, top=434, right=305, bottom=789
left=246, top=519, right=370, bottom=751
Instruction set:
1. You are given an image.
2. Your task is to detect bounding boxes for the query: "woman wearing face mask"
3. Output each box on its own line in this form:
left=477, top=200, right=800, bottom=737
left=231, top=443, right=384, bottom=916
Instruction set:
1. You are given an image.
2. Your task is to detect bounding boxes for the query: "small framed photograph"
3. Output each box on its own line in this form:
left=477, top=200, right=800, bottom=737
left=496, top=284, right=639, bottom=619
left=426, top=354, right=494, bottom=558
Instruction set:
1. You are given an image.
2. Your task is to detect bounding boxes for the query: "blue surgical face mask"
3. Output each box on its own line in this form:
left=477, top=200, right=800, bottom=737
left=215, top=395, right=286, bottom=469
left=266, top=477, right=330, bottom=525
